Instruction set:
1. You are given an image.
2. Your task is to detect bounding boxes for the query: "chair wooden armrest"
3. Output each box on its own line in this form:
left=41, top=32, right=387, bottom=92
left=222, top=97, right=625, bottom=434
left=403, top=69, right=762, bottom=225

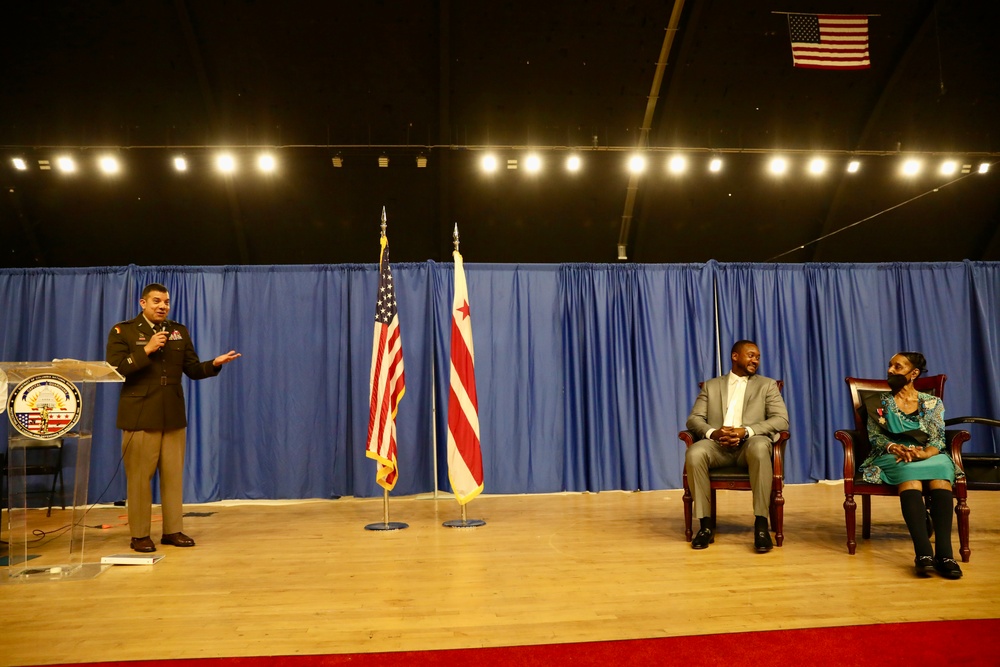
left=834, top=429, right=863, bottom=491
left=945, top=429, right=970, bottom=473
left=773, top=430, right=789, bottom=475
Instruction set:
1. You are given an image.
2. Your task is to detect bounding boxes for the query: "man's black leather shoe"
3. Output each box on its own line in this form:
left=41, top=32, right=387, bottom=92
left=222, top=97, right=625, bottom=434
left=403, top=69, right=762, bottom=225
left=914, top=555, right=935, bottom=578
left=691, top=528, right=714, bottom=549
left=130, top=536, right=156, bottom=553
left=754, top=528, right=773, bottom=553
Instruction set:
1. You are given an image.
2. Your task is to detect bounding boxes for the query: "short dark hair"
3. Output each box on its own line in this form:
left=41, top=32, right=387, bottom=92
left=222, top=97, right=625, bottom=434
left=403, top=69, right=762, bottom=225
left=731, top=339, right=757, bottom=356
left=141, top=283, right=168, bottom=299
left=898, top=351, right=928, bottom=377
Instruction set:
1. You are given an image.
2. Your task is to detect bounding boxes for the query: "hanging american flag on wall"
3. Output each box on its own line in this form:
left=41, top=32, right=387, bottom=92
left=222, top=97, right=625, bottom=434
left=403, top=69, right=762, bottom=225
left=446, top=247, right=484, bottom=504
left=366, top=230, right=405, bottom=491
left=787, top=13, right=870, bottom=70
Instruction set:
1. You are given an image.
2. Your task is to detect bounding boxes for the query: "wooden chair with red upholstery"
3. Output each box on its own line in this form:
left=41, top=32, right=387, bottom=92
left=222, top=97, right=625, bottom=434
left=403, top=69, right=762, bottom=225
left=679, top=380, right=790, bottom=546
left=834, top=375, right=971, bottom=561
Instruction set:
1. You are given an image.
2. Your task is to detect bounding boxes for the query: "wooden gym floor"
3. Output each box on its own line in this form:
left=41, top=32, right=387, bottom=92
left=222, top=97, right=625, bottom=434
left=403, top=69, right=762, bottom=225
left=3, top=482, right=999, bottom=666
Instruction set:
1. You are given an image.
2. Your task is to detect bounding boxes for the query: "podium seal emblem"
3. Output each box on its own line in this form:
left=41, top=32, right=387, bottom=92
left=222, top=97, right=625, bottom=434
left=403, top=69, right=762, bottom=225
left=7, top=373, right=82, bottom=440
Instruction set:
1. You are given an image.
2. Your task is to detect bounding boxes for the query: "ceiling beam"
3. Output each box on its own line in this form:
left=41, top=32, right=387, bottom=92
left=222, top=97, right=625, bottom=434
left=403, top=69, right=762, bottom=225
left=616, top=0, right=686, bottom=261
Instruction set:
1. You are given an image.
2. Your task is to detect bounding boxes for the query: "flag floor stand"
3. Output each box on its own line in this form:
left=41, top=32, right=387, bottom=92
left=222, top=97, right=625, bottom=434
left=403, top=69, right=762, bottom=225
left=443, top=503, right=485, bottom=528
left=364, top=490, right=408, bottom=531
left=365, top=522, right=408, bottom=531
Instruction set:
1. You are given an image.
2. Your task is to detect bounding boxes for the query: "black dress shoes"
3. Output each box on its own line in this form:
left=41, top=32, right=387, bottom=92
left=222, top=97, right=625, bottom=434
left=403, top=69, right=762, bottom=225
left=691, top=528, right=714, bottom=549
left=933, top=556, right=963, bottom=579
left=161, top=532, right=196, bottom=547
left=914, top=555, right=935, bottom=578
left=754, top=528, right=773, bottom=553
left=130, top=536, right=156, bottom=553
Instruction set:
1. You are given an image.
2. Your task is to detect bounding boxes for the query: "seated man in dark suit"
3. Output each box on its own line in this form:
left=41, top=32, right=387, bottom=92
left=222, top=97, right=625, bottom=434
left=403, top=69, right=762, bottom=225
left=685, top=340, right=789, bottom=552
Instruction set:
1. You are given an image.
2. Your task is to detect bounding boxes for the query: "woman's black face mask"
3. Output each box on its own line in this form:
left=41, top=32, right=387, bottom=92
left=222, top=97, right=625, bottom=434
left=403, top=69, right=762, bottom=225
left=887, top=372, right=910, bottom=392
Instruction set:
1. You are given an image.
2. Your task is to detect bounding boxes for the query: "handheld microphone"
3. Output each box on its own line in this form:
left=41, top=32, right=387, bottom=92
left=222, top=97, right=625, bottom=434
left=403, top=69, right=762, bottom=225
left=158, top=321, right=170, bottom=351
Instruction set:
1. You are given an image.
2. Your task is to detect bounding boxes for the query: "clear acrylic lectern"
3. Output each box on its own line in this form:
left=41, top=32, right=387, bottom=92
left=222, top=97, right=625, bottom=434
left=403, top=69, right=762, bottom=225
left=1, top=360, right=123, bottom=583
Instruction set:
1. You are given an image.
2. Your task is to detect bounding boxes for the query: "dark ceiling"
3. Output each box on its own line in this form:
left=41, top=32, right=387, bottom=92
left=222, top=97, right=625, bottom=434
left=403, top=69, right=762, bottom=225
left=2, top=0, right=998, bottom=267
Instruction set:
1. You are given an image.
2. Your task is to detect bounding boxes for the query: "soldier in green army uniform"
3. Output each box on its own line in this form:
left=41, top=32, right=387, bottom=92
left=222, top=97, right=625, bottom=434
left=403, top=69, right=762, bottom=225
left=106, top=282, right=240, bottom=553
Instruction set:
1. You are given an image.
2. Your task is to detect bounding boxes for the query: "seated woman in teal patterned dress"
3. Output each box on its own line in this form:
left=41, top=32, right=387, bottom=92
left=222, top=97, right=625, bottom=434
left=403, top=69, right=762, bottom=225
left=860, top=351, right=963, bottom=579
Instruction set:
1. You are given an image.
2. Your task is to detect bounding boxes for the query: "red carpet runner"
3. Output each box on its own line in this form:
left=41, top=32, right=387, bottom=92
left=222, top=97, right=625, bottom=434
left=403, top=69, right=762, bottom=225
left=39, top=619, right=1000, bottom=667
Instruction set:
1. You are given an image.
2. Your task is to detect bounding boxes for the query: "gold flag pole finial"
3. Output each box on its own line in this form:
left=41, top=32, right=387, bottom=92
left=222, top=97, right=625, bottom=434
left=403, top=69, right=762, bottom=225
left=453, top=223, right=460, bottom=253
left=381, top=206, right=387, bottom=237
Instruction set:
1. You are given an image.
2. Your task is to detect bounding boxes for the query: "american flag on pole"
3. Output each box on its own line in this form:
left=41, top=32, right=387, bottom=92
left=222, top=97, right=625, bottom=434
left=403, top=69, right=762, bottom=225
left=787, top=14, right=870, bottom=70
left=446, top=247, right=484, bottom=504
left=366, top=230, right=405, bottom=491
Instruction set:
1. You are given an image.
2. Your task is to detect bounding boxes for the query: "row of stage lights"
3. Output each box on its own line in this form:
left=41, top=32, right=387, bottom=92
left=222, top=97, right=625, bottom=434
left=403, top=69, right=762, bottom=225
left=7, top=152, right=993, bottom=177
left=7, top=153, right=427, bottom=174
left=481, top=154, right=992, bottom=177
left=9, top=154, right=279, bottom=175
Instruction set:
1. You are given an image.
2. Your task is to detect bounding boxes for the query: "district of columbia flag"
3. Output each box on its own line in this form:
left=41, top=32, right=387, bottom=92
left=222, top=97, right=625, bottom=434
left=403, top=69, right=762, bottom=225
left=446, top=248, right=484, bottom=504
left=787, top=14, right=870, bottom=70
left=366, top=233, right=405, bottom=491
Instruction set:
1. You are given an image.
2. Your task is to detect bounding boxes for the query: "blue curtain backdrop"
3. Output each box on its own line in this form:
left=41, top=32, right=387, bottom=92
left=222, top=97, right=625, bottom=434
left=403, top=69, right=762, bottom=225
left=2, top=261, right=998, bottom=503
